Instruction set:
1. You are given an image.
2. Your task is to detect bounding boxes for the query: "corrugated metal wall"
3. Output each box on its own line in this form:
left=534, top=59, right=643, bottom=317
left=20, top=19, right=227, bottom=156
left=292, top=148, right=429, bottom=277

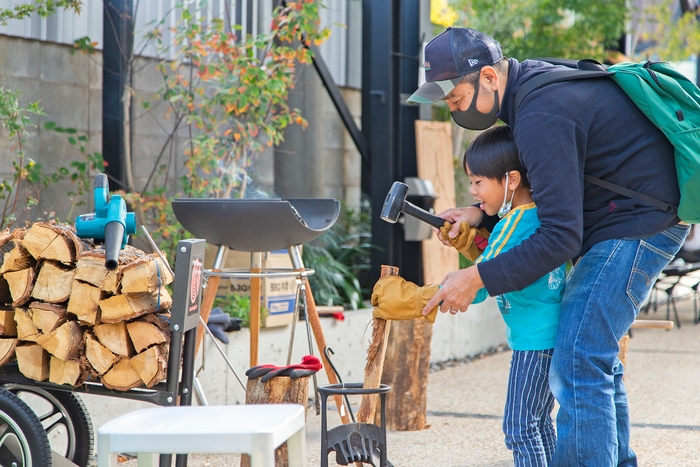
left=0, top=0, right=360, bottom=87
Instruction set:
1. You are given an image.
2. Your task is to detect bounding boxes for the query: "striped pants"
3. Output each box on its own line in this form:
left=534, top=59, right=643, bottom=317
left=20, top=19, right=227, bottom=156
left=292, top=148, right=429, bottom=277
left=503, top=349, right=557, bottom=467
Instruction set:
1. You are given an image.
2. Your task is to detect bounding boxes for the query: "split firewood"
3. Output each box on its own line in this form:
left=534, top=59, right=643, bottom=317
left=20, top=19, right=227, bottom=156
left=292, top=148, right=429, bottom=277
left=29, top=302, right=67, bottom=334
left=130, top=343, right=168, bottom=388
left=15, top=343, right=50, bottom=381
left=84, top=331, right=118, bottom=376
left=93, top=322, right=134, bottom=357
left=21, top=223, right=61, bottom=261
left=100, top=358, right=143, bottom=391
left=49, top=355, right=92, bottom=386
left=0, top=308, right=16, bottom=336
left=0, top=230, right=35, bottom=274
left=41, top=320, right=83, bottom=361
left=0, top=277, right=11, bottom=304
left=4, top=268, right=35, bottom=306
left=121, top=254, right=174, bottom=294
left=67, top=280, right=103, bottom=325
left=126, top=313, right=170, bottom=353
left=0, top=228, right=13, bottom=251
left=0, top=338, right=17, bottom=366
left=74, top=252, right=119, bottom=293
left=14, top=308, right=46, bottom=343
left=31, top=261, right=75, bottom=303
left=99, top=287, right=172, bottom=323
left=21, top=222, right=87, bottom=266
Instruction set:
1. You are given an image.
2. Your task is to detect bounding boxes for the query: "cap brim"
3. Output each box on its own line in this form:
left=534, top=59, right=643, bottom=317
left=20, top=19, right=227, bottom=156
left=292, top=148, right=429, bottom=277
left=406, top=78, right=462, bottom=104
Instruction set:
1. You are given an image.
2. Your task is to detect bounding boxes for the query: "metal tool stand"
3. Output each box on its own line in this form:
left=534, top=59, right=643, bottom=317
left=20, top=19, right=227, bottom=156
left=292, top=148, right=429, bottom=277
left=318, top=383, right=392, bottom=467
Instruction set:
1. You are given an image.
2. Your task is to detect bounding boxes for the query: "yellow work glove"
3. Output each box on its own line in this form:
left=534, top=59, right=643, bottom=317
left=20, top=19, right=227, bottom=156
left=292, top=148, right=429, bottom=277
left=439, top=221, right=490, bottom=262
left=371, top=276, right=440, bottom=323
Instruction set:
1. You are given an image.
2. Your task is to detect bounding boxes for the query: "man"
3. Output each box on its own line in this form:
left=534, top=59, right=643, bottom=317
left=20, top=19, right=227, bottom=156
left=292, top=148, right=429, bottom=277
left=410, top=27, right=687, bottom=466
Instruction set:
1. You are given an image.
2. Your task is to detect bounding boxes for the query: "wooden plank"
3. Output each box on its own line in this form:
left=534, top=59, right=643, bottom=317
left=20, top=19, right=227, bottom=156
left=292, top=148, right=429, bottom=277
left=415, top=120, right=459, bottom=284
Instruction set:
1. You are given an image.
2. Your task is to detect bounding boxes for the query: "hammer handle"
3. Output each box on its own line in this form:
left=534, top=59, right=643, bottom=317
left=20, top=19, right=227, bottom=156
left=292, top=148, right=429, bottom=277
left=402, top=200, right=445, bottom=229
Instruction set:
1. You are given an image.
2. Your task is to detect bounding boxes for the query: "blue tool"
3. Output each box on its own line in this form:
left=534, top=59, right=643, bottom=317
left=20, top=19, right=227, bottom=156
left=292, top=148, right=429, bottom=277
left=75, top=173, right=137, bottom=270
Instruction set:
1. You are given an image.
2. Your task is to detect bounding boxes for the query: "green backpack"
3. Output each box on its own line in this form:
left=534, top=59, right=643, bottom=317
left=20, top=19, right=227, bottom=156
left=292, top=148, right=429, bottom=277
left=514, top=59, right=700, bottom=223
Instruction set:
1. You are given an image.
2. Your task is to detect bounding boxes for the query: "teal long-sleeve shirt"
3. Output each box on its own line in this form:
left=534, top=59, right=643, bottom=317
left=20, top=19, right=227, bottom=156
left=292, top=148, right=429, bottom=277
left=473, top=203, right=566, bottom=351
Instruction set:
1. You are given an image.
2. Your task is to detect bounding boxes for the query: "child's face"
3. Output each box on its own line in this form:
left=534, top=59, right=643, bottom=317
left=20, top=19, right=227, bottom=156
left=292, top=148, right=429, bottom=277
left=467, top=169, right=505, bottom=217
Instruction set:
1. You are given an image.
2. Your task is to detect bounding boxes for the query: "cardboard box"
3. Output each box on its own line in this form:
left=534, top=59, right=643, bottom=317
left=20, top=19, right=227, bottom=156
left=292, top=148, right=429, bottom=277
left=204, top=246, right=297, bottom=328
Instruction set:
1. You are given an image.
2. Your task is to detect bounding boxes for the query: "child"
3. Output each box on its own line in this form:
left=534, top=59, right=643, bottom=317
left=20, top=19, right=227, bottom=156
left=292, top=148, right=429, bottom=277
left=460, top=125, right=566, bottom=467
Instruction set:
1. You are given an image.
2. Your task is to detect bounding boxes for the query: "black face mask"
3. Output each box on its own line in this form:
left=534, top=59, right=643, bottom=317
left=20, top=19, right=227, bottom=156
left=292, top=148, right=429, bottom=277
left=451, top=82, right=500, bottom=130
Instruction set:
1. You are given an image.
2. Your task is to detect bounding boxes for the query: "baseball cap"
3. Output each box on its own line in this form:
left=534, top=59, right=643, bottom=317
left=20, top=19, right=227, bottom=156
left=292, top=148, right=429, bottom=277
left=407, top=27, right=503, bottom=105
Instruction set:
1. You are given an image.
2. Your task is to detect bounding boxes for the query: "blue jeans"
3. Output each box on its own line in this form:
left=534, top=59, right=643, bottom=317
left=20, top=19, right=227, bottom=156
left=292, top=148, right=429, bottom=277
left=549, top=223, right=689, bottom=467
left=504, top=349, right=557, bottom=467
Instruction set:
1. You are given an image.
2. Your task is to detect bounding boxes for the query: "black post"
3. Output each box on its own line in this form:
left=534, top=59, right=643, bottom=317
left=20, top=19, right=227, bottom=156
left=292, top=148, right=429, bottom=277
left=363, top=0, right=423, bottom=285
left=396, top=0, right=423, bottom=285
left=102, top=0, right=133, bottom=191
left=363, top=0, right=397, bottom=281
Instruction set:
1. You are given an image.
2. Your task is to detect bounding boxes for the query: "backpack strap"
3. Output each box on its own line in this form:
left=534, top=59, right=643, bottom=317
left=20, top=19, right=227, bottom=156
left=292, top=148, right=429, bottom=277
left=584, top=175, right=678, bottom=215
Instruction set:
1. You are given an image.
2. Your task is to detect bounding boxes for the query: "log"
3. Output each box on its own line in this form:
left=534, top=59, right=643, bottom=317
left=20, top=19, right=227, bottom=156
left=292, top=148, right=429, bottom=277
left=0, top=338, right=18, bottom=366
left=20, top=223, right=57, bottom=260
left=22, top=222, right=86, bottom=265
left=0, top=308, right=16, bottom=336
left=15, top=343, right=50, bottom=381
left=0, top=231, right=35, bottom=274
left=99, top=288, right=172, bottom=323
left=0, top=276, right=11, bottom=304
left=74, top=253, right=119, bottom=292
left=101, top=358, right=143, bottom=391
left=126, top=313, right=170, bottom=353
left=67, top=280, right=103, bottom=325
left=14, top=307, right=45, bottom=343
left=29, top=302, right=67, bottom=334
left=379, top=318, right=432, bottom=430
left=49, top=355, right=91, bottom=387
left=242, top=375, right=310, bottom=467
left=85, top=331, right=118, bottom=376
left=5, top=268, right=35, bottom=306
left=41, top=320, right=83, bottom=361
left=356, top=265, right=399, bottom=426
left=120, top=254, right=174, bottom=294
left=93, top=322, right=134, bottom=357
left=130, top=343, right=168, bottom=388
left=31, top=261, right=75, bottom=303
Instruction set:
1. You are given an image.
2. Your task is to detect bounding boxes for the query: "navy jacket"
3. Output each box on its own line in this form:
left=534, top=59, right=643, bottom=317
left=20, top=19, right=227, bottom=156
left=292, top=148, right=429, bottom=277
left=477, top=58, right=680, bottom=296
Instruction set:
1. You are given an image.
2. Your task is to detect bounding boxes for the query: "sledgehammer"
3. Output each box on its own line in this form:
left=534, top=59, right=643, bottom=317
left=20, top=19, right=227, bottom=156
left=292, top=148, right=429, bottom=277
left=381, top=181, right=445, bottom=228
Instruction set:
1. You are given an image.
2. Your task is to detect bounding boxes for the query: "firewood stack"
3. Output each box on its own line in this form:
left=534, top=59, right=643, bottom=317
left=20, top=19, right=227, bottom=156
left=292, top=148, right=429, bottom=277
left=0, top=222, right=174, bottom=391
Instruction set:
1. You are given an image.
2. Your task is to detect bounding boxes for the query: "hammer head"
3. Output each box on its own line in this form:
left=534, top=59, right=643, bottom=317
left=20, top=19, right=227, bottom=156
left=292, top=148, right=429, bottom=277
left=380, top=181, right=408, bottom=223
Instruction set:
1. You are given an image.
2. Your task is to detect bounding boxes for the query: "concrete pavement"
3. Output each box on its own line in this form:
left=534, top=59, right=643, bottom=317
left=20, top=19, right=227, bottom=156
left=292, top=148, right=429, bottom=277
left=114, top=295, right=700, bottom=467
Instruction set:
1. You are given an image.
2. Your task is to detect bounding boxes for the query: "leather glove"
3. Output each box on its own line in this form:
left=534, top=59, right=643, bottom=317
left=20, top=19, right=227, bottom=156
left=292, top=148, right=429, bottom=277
left=207, top=308, right=230, bottom=344
left=439, top=221, right=490, bottom=262
left=371, top=276, right=440, bottom=323
left=245, top=355, right=322, bottom=383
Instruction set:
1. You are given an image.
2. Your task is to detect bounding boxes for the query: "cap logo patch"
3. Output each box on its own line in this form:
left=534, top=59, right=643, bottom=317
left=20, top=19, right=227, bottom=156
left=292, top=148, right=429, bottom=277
left=468, top=59, right=479, bottom=67
left=424, top=61, right=431, bottom=71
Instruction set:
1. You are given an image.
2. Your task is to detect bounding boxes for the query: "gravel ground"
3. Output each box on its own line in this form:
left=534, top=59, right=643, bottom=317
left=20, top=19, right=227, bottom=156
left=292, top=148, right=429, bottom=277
left=97, top=299, right=700, bottom=467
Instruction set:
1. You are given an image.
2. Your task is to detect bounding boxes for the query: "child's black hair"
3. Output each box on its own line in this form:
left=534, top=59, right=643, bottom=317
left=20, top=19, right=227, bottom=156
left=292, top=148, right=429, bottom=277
left=463, top=125, right=530, bottom=189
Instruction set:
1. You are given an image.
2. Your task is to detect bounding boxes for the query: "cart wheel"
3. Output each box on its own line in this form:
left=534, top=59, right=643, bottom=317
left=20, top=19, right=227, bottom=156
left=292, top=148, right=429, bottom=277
left=4, top=386, right=93, bottom=467
left=0, top=387, right=52, bottom=467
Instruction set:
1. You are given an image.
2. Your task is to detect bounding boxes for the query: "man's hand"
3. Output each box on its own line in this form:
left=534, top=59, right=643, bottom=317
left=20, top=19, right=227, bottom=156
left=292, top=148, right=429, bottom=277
left=432, top=206, right=484, bottom=247
left=422, top=266, right=484, bottom=316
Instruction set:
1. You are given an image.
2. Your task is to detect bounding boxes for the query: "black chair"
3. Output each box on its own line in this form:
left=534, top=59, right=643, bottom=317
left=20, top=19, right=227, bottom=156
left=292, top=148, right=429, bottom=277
left=644, top=262, right=700, bottom=327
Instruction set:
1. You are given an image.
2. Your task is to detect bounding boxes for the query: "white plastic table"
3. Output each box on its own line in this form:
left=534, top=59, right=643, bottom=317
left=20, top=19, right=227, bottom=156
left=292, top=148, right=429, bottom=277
left=97, top=404, right=306, bottom=467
